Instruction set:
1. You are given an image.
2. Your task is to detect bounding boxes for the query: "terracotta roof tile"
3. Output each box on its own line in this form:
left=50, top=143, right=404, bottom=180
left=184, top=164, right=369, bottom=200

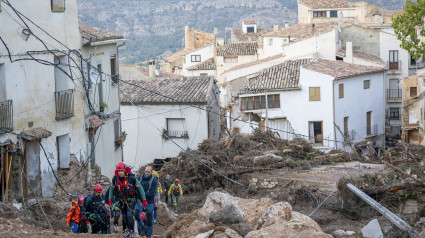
left=263, top=22, right=338, bottom=42
left=187, top=58, right=216, bottom=71
left=231, top=28, right=273, bottom=42
left=216, top=42, right=258, bottom=56
left=336, top=49, right=386, bottom=67
left=119, top=65, right=179, bottom=81
left=20, top=128, right=52, bottom=141
left=299, top=0, right=350, bottom=9
left=120, top=77, right=211, bottom=104
left=243, top=20, right=257, bottom=25
left=242, top=58, right=313, bottom=93
left=304, top=59, right=386, bottom=79
left=79, top=24, right=124, bottom=43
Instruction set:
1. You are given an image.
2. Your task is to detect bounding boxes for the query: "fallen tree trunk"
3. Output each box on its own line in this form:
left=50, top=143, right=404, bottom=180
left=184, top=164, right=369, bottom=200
left=381, top=160, right=425, bottom=186
left=364, top=182, right=421, bottom=196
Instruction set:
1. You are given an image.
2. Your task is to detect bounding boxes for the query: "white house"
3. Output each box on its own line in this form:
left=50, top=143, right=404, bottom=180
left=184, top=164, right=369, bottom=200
left=231, top=59, right=385, bottom=149
left=0, top=0, right=86, bottom=198
left=181, top=45, right=215, bottom=76
left=120, top=76, right=220, bottom=169
left=79, top=24, right=126, bottom=178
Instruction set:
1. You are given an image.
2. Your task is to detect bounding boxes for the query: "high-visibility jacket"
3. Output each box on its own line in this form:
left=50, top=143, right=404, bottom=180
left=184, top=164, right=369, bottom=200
left=152, top=170, right=163, bottom=194
left=66, top=200, right=82, bottom=225
left=168, top=183, right=182, bottom=196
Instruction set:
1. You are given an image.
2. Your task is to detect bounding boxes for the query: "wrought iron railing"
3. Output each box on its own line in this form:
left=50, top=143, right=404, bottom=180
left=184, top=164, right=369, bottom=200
left=167, top=130, right=188, bottom=139
left=55, top=89, right=74, bottom=120
left=0, top=100, right=13, bottom=133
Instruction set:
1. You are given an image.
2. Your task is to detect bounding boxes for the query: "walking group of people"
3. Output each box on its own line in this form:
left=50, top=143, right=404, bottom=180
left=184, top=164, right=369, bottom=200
left=66, top=162, right=183, bottom=237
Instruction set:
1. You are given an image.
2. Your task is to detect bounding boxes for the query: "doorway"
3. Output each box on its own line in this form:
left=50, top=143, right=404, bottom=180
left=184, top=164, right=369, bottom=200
left=309, top=121, right=323, bottom=144
left=25, top=141, right=41, bottom=198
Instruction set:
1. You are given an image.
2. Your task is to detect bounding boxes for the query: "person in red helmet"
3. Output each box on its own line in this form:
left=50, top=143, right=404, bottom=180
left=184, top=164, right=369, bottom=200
left=108, top=162, right=147, bottom=238
left=67, top=195, right=87, bottom=233
left=168, top=179, right=183, bottom=215
left=82, top=184, right=110, bottom=234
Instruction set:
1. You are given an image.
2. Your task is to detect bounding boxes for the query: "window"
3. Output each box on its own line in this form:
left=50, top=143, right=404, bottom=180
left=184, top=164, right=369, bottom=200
left=313, top=11, right=326, bottom=18
left=410, top=87, right=417, bottom=97
left=114, top=119, right=120, bottom=148
left=389, top=50, right=399, bottom=70
left=0, top=64, right=5, bottom=101
left=247, top=27, right=255, bottom=33
left=366, top=111, right=372, bottom=135
left=110, top=55, right=118, bottom=84
left=54, top=55, right=68, bottom=92
left=339, top=84, right=344, bottom=99
left=98, top=64, right=103, bottom=106
left=51, top=0, right=65, bottom=12
left=364, top=80, right=370, bottom=89
left=309, top=87, right=320, bottom=101
left=191, top=55, right=201, bottom=62
left=224, top=56, right=238, bottom=63
left=410, top=56, right=417, bottom=66
left=330, top=11, right=338, bottom=18
left=389, top=108, right=400, bottom=119
left=166, top=118, right=188, bottom=138
left=344, top=117, right=349, bottom=140
left=269, top=38, right=273, bottom=46
left=57, top=134, right=70, bottom=169
left=240, top=94, right=280, bottom=110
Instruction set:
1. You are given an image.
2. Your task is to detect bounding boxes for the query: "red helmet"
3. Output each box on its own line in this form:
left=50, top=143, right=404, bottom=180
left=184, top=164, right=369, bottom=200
left=78, top=196, right=85, bottom=204
left=94, top=184, right=102, bottom=193
left=116, top=162, right=126, bottom=171
left=175, top=179, right=180, bottom=183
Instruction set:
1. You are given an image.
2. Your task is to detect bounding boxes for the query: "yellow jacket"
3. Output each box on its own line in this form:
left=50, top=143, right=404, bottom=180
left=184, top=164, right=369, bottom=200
left=168, top=183, right=182, bottom=196
left=152, top=170, right=163, bottom=194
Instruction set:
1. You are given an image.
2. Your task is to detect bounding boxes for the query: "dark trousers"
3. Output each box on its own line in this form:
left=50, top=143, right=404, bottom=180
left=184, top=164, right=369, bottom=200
left=89, top=213, right=109, bottom=234
left=165, top=194, right=171, bottom=204
left=120, top=199, right=140, bottom=233
left=112, top=208, right=121, bottom=226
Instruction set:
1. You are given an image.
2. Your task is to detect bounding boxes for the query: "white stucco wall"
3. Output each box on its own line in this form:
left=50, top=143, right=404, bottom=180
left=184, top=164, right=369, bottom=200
left=216, top=55, right=258, bottom=85
left=0, top=0, right=86, bottom=197
left=183, top=45, right=214, bottom=71
left=121, top=104, right=209, bottom=170
left=186, top=69, right=216, bottom=77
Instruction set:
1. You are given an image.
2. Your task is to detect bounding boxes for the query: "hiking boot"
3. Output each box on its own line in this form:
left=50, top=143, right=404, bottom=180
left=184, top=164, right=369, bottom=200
left=139, top=227, right=146, bottom=236
left=123, top=229, right=130, bottom=238
left=129, top=230, right=134, bottom=238
left=114, top=225, right=119, bottom=233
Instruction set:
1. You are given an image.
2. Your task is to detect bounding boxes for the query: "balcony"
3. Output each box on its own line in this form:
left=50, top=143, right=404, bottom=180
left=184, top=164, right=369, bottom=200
left=387, top=89, right=402, bottom=102
left=386, top=60, right=402, bottom=75
left=0, top=100, right=13, bottom=133
left=55, top=89, right=74, bottom=120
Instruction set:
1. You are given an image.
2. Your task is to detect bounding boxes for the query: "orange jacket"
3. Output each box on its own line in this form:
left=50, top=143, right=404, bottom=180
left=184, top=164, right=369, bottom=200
left=66, top=200, right=82, bottom=225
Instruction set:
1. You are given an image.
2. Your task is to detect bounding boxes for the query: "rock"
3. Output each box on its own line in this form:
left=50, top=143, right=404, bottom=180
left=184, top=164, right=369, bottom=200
left=245, top=223, right=298, bottom=238
left=297, top=230, right=334, bottom=238
left=211, top=232, right=229, bottom=238
left=253, top=154, right=283, bottom=166
left=229, top=223, right=253, bottom=237
left=233, top=155, right=242, bottom=161
left=257, top=202, right=292, bottom=229
left=193, top=229, right=214, bottom=238
left=289, top=212, right=323, bottom=232
left=361, top=219, right=383, bottom=238
left=224, top=228, right=243, bottom=238
left=333, top=229, right=356, bottom=237
left=200, top=192, right=244, bottom=224
left=236, top=197, right=274, bottom=227
left=208, top=204, right=243, bottom=224
left=282, top=149, right=293, bottom=153
left=401, top=200, right=419, bottom=214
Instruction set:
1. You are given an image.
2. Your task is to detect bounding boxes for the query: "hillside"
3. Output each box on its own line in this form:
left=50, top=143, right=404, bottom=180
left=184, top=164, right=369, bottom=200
left=77, top=0, right=405, bottom=64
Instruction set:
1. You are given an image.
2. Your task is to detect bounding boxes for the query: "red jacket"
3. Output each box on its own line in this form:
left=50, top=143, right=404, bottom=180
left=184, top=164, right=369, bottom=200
left=66, top=200, right=82, bottom=225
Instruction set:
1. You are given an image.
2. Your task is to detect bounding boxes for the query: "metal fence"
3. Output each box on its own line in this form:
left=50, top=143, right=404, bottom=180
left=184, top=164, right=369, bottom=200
left=55, top=89, right=74, bottom=120
left=0, top=100, right=13, bottom=133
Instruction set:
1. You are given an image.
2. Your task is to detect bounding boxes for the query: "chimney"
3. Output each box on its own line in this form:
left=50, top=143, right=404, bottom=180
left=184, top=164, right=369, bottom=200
left=214, top=27, right=218, bottom=35
left=346, top=42, right=353, bottom=64
left=274, top=22, right=279, bottom=31
left=148, top=60, right=155, bottom=77
left=284, top=21, right=290, bottom=28
left=217, top=38, right=224, bottom=46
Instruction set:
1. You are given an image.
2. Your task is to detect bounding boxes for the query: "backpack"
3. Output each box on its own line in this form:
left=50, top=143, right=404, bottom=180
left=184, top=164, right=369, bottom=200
left=172, top=185, right=180, bottom=196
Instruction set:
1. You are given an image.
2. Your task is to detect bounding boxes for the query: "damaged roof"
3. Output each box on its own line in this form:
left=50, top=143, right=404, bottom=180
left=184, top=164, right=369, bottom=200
left=20, top=128, right=52, bottom=141
left=263, top=22, right=338, bottom=42
left=241, top=58, right=313, bottom=93
left=298, top=0, right=350, bottom=9
left=120, top=77, right=212, bottom=104
left=79, top=24, right=124, bottom=43
left=216, top=42, right=258, bottom=56
left=187, top=58, right=216, bottom=71
left=304, top=59, right=386, bottom=79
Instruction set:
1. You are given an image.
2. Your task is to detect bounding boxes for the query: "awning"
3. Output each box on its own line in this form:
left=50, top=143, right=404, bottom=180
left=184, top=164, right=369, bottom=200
left=20, top=128, right=52, bottom=141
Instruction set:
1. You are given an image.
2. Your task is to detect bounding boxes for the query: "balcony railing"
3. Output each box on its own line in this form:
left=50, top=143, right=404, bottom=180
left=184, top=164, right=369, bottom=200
left=387, top=89, right=402, bottom=100
left=55, top=89, right=74, bottom=120
left=0, top=100, right=13, bottom=133
left=167, top=130, right=188, bottom=139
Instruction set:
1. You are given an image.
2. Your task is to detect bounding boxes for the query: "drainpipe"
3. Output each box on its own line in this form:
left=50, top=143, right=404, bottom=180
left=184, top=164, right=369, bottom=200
left=333, top=81, right=337, bottom=149
left=117, top=41, right=126, bottom=162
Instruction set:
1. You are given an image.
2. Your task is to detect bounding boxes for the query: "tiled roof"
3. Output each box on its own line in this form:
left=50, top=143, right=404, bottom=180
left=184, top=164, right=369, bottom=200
left=163, top=48, right=198, bottom=63
left=216, top=42, right=258, bottom=56
left=79, top=24, right=124, bottom=43
left=242, top=58, right=313, bottom=93
left=299, top=0, right=350, bottom=9
left=224, top=54, right=284, bottom=74
left=336, top=49, right=386, bottom=66
left=119, top=65, right=179, bottom=81
left=304, top=59, right=386, bottom=79
left=120, top=77, right=211, bottom=104
left=243, top=20, right=257, bottom=25
left=231, top=28, right=273, bottom=42
left=187, top=58, right=216, bottom=71
left=263, top=22, right=338, bottom=42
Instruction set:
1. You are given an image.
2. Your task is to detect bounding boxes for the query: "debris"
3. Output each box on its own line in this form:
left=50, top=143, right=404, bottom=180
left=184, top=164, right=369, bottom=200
left=361, top=219, right=383, bottom=238
left=12, top=203, right=22, bottom=211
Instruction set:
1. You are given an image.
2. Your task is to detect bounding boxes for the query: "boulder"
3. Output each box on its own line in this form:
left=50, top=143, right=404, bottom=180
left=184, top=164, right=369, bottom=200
left=253, top=154, right=283, bottom=166
left=200, top=192, right=244, bottom=225
left=193, top=229, right=214, bottom=238
left=245, top=223, right=298, bottom=238
left=236, top=197, right=274, bottom=227
left=257, top=202, right=292, bottom=229
left=297, top=230, right=334, bottom=238
left=224, top=228, right=243, bottom=238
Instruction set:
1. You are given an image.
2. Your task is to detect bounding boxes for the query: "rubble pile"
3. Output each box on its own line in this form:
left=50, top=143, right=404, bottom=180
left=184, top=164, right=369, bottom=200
left=165, top=191, right=332, bottom=238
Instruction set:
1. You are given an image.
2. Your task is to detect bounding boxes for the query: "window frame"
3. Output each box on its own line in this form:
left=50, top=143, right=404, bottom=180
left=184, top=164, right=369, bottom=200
left=410, top=87, right=418, bottom=97
left=389, top=50, right=399, bottom=70
left=309, top=87, right=321, bottom=101
left=51, top=0, right=65, bottom=12
left=313, top=11, right=326, bottom=18
left=166, top=118, right=188, bottom=139
left=191, top=55, right=201, bottom=62
left=364, top=80, right=370, bottom=89
left=339, top=84, right=344, bottom=99
left=224, top=56, right=238, bottom=63
left=389, top=108, right=400, bottom=119
left=330, top=11, right=338, bottom=18
left=269, top=38, right=273, bottom=46
left=240, top=94, right=280, bottom=111
left=246, top=26, right=255, bottom=33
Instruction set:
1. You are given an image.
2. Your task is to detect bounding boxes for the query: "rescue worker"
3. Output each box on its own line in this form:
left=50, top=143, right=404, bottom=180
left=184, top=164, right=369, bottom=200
left=66, top=195, right=87, bottom=233
left=106, top=186, right=121, bottom=233
left=136, top=166, right=158, bottom=238
left=168, top=179, right=183, bottom=214
left=152, top=170, right=163, bottom=224
left=108, top=162, right=147, bottom=238
left=163, top=174, right=173, bottom=205
left=82, top=184, right=110, bottom=234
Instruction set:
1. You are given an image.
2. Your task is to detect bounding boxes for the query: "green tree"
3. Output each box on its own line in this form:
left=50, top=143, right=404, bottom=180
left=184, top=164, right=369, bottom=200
left=392, top=0, right=425, bottom=60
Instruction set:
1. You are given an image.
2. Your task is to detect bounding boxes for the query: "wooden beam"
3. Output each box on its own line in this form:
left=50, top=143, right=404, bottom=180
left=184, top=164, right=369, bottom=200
left=1, top=147, right=4, bottom=202
left=4, top=151, right=8, bottom=202
left=5, top=155, right=12, bottom=202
